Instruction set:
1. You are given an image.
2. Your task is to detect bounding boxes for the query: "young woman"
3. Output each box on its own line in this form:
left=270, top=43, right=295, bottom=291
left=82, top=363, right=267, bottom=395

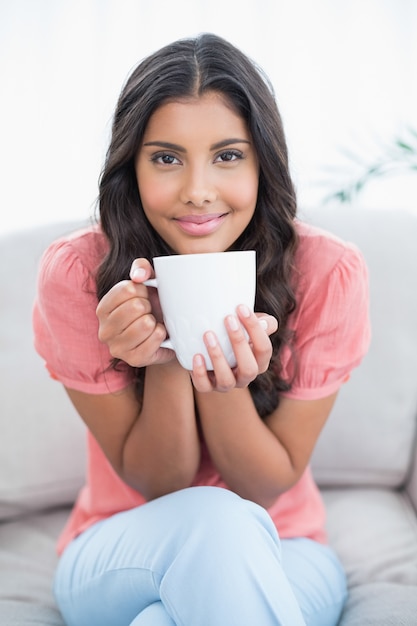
left=33, top=33, right=370, bottom=626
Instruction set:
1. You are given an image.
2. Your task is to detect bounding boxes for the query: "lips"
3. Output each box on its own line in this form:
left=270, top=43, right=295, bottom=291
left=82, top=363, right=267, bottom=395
left=174, top=213, right=228, bottom=236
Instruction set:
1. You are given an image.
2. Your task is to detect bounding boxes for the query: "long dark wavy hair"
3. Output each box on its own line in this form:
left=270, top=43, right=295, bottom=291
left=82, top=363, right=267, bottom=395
left=96, top=33, right=298, bottom=418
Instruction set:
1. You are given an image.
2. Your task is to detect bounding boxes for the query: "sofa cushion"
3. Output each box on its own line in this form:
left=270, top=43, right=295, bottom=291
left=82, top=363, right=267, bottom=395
left=1, top=489, right=416, bottom=626
left=0, top=508, right=68, bottom=625
left=339, top=582, right=417, bottom=626
left=305, top=207, right=417, bottom=488
left=407, top=447, right=417, bottom=514
left=324, top=487, right=417, bottom=624
left=2, top=209, right=417, bottom=523
left=323, top=488, right=417, bottom=587
left=0, top=223, right=87, bottom=521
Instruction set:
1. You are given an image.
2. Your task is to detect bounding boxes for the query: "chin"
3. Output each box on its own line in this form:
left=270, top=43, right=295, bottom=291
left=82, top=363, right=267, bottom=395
left=174, top=239, right=227, bottom=256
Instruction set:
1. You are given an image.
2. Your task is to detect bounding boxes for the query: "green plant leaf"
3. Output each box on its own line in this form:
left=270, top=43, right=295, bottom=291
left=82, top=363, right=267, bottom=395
left=396, top=140, right=414, bottom=152
left=322, top=126, right=417, bottom=205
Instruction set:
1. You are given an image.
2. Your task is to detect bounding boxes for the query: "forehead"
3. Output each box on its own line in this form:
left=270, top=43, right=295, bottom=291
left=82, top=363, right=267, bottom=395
left=143, top=92, right=249, bottom=140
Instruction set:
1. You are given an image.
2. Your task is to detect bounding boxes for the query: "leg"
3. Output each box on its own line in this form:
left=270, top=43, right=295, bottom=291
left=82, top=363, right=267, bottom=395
left=54, top=486, right=305, bottom=626
left=129, top=602, right=175, bottom=626
left=281, top=538, right=348, bottom=626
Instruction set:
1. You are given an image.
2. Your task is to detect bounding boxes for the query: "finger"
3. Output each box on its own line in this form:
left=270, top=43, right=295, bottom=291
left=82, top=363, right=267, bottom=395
left=97, top=293, right=153, bottom=344
left=106, top=305, right=157, bottom=349
left=129, top=259, right=165, bottom=323
left=127, top=324, right=173, bottom=367
left=130, top=258, right=154, bottom=283
left=96, top=280, right=136, bottom=319
left=254, top=312, right=279, bottom=336
left=190, top=354, right=215, bottom=392
left=236, top=306, right=274, bottom=374
left=202, top=331, right=238, bottom=392
left=224, top=315, right=259, bottom=386
left=111, top=318, right=169, bottom=366
left=96, top=280, right=150, bottom=323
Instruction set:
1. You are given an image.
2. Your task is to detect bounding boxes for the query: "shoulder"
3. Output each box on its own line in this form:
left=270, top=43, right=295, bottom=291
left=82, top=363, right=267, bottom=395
left=293, top=219, right=368, bottom=303
left=37, top=224, right=108, bottom=298
left=280, top=220, right=371, bottom=400
left=39, top=224, right=107, bottom=276
left=33, top=225, right=134, bottom=394
left=294, top=219, right=364, bottom=275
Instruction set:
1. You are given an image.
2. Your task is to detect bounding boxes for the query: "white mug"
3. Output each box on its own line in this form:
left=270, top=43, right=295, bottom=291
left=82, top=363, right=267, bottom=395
left=144, top=250, right=256, bottom=370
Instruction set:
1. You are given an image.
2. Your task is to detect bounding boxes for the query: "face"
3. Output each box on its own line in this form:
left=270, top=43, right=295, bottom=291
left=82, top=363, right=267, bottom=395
left=135, top=92, right=259, bottom=255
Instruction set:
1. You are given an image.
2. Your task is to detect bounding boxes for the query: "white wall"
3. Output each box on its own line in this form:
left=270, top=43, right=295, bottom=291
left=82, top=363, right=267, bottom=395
left=1, top=0, right=416, bottom=234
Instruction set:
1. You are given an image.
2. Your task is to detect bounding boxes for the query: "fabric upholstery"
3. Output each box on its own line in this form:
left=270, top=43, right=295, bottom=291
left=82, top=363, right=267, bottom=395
left=0, top=224, right=87, bottom=521
left=0, top=509, right=67, bottom=625
left=307, top=207, right=417, bottom=488
left=323, top=489, right=417, bottom=586
left=1, top=208, right=416, bottom=625
left=339, top=583, right=417, bottom=626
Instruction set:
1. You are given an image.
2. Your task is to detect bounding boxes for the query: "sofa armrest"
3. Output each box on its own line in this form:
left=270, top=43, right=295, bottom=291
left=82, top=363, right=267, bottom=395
left=406, top=434, right=417, bottom=513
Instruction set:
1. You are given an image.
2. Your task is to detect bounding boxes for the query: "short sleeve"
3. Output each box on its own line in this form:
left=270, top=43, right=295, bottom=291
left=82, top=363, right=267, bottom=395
left=280, top=242, right=371, bottom=400
left=33, top=234, right=134, bottom=394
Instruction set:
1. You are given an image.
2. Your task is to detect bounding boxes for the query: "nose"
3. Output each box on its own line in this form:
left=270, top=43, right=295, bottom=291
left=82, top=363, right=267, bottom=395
left=180, top=164, right=217, bottom=207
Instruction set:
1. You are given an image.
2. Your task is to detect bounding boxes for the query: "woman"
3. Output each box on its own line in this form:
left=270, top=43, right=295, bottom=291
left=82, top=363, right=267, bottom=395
left=33, top=33, right=370, bottom=625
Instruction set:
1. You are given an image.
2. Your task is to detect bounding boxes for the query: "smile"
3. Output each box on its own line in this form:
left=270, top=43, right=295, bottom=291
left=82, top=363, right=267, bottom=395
left=174, top=213, right=229, bottom=236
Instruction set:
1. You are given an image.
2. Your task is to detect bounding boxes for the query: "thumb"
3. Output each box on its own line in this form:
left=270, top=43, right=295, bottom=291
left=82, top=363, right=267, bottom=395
left=256, top=314, right=278, bottom=336
left=129, top=258, right=154, bottom=283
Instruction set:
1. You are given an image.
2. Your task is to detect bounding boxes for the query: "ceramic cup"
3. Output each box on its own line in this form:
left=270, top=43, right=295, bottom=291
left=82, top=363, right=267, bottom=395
left=144, top=250, right=256, bottom=370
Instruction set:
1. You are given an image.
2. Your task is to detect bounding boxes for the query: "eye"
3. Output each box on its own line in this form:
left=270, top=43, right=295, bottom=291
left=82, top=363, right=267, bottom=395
left=215, top=149, right=244, bottom=163
left=150, top=152, right=181, bottom=165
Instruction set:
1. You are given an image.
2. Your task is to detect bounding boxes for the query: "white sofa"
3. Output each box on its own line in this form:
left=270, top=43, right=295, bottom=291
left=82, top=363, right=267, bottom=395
left=1, top=206, right=417, bottom=625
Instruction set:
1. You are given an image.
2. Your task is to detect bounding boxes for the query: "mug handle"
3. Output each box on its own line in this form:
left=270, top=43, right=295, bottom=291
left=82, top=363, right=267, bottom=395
left=143, top=278, right=158, bottom=288
left=143, top=278, right=174, bottom=351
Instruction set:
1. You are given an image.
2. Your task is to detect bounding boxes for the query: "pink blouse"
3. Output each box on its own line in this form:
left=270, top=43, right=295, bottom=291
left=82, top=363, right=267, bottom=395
left=33, top=220, right=370, bottom=554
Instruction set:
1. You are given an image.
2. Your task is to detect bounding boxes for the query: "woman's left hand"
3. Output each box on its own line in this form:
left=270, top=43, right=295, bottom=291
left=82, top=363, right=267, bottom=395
left=190, top=306, right=278, bottom=392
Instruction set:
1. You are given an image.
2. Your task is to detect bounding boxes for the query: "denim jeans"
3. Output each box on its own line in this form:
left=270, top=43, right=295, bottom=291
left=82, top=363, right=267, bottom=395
left=54, top=487, right=347, bottom=626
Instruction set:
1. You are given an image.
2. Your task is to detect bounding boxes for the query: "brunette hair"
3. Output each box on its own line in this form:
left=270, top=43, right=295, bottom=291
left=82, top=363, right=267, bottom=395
left=96, top=32, right=298, bottom=417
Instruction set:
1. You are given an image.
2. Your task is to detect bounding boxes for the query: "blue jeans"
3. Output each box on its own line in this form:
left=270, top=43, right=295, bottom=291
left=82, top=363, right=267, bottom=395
left=54, top=487, right=347, bottom=626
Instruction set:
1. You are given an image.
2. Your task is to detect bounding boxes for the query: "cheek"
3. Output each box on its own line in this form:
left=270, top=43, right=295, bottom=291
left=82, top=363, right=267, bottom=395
left=138, top=177, right=173, bottom=215
left=226, top=175, right=258, bottom=211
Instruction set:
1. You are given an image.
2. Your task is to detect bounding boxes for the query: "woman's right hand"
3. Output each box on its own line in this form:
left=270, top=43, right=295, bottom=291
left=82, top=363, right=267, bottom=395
left=96, top=258, right=175, bottom=367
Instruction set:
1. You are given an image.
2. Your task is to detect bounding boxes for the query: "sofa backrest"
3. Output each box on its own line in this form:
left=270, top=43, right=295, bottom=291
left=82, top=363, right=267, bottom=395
left=303, top=207, right=417, bottom=488
left=0, top=208, right=416, bottom=521
left=0, top=222, right=87, bottom=520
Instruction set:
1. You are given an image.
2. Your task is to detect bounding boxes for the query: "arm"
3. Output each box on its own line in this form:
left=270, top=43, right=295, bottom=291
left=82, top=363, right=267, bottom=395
left=191, top=241, right=369, bottom=508
left=65, top=257, right=201, bottom=500
left=195, top=387, right=337, bottom=509
left=66, top=358, right=200, bottom=501
left=191, top=305, right=337, bottom=508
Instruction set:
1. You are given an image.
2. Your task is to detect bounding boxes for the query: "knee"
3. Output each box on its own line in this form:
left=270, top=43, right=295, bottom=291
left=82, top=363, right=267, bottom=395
left=175, top=485, right=258, bottom=520
left=177, top=487, right=279, bottom=547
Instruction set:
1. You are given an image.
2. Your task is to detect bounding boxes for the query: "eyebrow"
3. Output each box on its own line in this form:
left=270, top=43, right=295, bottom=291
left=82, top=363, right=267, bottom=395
left=142, top=138, right=251, bottom=152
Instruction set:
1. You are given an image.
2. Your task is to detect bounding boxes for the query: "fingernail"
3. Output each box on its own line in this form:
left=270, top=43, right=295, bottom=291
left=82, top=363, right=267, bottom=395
left=194, top=354, right=205, bottom=368
left=131, top=267, right=146, bottom=281
left=260, top=319, right=268, bottom=330
left=227, top=315, right=239, bottom=331
left=238, top=304, right=251, bottom=318
left=205, top=331, right=217, bottom=348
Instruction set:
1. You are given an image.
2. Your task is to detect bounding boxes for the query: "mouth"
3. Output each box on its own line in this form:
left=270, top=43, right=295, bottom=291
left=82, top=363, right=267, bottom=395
left=174, top=212, right=229, bottom=236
